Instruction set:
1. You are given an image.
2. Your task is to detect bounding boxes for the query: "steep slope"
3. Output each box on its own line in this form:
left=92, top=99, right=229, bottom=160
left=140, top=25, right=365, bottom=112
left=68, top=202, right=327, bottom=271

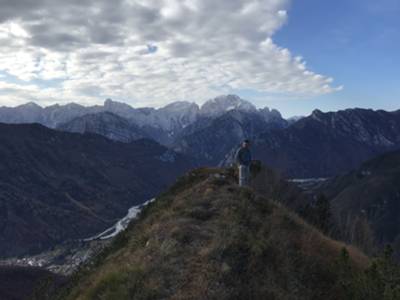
left=0, top=123, right=194, bottom=257
left=134, top=101, right=201, bottom=145
left=57, top=112, right=146, bottom=143
left=58, top=168, right=367, bottom=300
left=174, top=110, right=287, bottom=166
left=150, top=101, right=200, bottom=132
left=0, top=266, right=66, bottom=300
left=41, top=103, right=97, bottom=128
left=319, top=150, right=400, bottom=253
left=253, top=108, right=400, bottom=178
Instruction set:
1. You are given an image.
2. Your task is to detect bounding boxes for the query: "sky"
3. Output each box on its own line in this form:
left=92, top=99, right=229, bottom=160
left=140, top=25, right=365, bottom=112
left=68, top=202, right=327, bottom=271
left=0, top=0, right=398, bottom=117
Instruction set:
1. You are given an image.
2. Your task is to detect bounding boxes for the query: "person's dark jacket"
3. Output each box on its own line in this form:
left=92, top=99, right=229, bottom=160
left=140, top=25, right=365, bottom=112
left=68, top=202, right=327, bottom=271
left=235, top=147, right=252, bottom=166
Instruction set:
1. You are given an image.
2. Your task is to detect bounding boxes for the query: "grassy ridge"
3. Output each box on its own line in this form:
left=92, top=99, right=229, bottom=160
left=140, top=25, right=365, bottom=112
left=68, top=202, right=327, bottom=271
left=58, top=168, right=368, bottom=300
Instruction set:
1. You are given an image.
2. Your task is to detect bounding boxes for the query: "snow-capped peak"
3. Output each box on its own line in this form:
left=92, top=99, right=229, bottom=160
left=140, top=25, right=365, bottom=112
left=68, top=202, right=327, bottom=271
left=161, top=101, right=199, bottom=112
left=18, top=102, right=42, bottom=109
left=200, top=95, right=257, bottom=117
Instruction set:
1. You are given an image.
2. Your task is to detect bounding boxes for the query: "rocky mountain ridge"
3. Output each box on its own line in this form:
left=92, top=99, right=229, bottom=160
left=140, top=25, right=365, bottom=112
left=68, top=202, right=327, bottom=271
left=250, top=108, right=400, bottom=178
left=57, top=112, right=146, bottom=143
left=0, top=95, right=275, bottom=129
left=0, top=95, right=286, bottom=145
left=57, top=105, right=400, bottom=179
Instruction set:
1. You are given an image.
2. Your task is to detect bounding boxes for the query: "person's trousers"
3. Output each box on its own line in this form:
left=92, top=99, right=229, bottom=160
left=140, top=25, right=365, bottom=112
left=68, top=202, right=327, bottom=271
left=238, top=165, right=250, bottom=187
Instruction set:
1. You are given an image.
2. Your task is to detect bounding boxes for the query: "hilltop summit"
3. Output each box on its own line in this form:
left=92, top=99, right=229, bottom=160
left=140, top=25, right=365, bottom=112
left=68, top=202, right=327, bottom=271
left=58, top=168, right=367, bottom=300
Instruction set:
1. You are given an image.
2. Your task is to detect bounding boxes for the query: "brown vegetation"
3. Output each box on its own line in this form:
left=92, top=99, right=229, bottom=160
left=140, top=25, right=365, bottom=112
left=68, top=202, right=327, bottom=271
left=57, top=168, right=369, bottom=300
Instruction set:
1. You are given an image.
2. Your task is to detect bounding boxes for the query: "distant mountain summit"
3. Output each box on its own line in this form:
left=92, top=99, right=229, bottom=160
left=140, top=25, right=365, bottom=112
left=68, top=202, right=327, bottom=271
left=200, top=95, right=257, bottom=117
left=158, top=101, right=200, bottom=130
left=57, top=112, right=146, bottom=143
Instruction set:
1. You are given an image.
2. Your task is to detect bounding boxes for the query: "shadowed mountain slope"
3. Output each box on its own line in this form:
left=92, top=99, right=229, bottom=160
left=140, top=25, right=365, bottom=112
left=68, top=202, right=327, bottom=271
left=319, top=150, right=400, bottom=255
left=252, top=108, right=400, bottom=178
left=0, top=123, right=194, bottom=257
left=174, top=110, right=287, bottom=166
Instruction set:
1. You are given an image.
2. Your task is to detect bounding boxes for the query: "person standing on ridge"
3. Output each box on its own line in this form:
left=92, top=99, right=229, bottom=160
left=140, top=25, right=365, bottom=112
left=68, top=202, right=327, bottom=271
left=235, top=139, right=252, bottom=187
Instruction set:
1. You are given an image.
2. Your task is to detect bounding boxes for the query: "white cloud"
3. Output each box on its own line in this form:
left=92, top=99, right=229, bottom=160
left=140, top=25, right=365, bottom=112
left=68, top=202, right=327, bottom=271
left=0, top=0, right=341, bottom=107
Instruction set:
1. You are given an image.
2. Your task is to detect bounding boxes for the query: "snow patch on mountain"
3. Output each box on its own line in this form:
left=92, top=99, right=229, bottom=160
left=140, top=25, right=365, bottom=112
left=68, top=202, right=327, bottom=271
left=200, top=95, right=257, bottom=117
left=0, top=95, right=288, bottom=145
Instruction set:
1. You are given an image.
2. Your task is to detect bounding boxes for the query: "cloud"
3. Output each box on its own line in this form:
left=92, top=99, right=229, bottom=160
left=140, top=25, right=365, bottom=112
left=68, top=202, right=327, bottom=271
left=0, top=0, right=341, bottom=107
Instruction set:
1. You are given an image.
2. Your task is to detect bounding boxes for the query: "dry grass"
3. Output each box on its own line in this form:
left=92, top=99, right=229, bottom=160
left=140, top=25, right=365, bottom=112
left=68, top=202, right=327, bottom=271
left=59, top=168, right=369, bottom=300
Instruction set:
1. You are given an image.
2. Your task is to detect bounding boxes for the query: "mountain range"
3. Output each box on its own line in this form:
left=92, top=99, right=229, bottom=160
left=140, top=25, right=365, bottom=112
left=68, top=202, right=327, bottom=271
left=250, top=108, right=400, bottom=178
left=57, top=112, right=146, bottom=143
left=3, top=96, right=400, bottom=180
left=65, top=103, right=400, bottom=179
left=2, top=96, right=400, bottom=299
left=0, top=123, right=194, bottom=257
left=0, top=95, right=286, bottom=146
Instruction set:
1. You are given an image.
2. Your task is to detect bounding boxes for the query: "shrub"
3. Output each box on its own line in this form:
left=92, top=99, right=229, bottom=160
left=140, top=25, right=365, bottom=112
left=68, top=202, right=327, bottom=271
left=337, top=246, right=400, bottom=300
